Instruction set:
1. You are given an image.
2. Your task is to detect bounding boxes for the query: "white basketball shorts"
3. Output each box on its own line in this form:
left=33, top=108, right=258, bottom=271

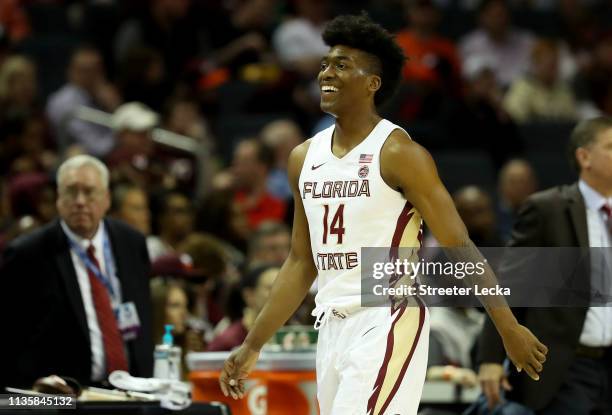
left=315, top=302, right=430, bottom=415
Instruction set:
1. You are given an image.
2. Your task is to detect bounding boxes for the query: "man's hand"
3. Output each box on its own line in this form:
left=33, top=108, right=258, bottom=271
left=478, top=363, right=511, bottom=409
left=501, top=324, right=548, bottom=381
left=219, top=344, right=260, bottom=399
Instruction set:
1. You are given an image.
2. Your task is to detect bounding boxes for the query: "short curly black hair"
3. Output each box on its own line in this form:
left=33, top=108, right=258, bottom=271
left=322, top=13, right=406, bottom=108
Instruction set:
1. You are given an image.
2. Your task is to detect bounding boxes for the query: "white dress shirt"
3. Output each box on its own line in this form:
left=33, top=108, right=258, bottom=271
left=60, top=221, right=123, bottom=381
left=577, top=180, right=612, bottom=347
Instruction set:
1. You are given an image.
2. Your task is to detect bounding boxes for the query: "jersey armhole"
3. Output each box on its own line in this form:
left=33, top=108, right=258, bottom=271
left=296, top=138, right=314, bottom=188
left=378, top=127, right=412, bottom=197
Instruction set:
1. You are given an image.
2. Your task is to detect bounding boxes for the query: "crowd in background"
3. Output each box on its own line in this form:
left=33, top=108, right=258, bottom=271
left=0, top=0, right=611, bottom=391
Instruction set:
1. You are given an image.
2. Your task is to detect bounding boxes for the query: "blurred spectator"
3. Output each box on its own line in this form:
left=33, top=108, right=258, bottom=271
left=114, top=0, right=202, bottom=86
left=429, top=307, right=484, bottom=369
left=0, top=0, right=30, bottom=44
left=110, top=100, right=200, bottom=194
left=163, top=97, right=210, bottom=143
left=0, top=55, right=38, bottom=114
left=160, top=96, right=216, bottom=198
left=272, top=0, right=330, bottom=77
left=178, top=232, right=229, bottom=328
left=195, top=0, right=274, bottom=84
left=0, top=172, right=56, bottom=246
left=148, top=190, right=195, bottom=260
left=260, top=119, right=304, bottom=200
left=247, top=221, right=291, bottom=268
left=110, top=183, right=151, bottom=235
left=459, top=0, right=535, bottom=87
left=426, top=307, right=484, bottom=387
left=8, top=172, right=56, bottom=224
left=106, top=102, right=159, bottom=187
left=496, top=158, right=538, bottom=242
left=0, top=56, right=45, bottom=174
left=453, top=186, right=502, bottom=246
left=231, top=138, right=286, bottom=230
left=150, top=277, right=206, bottom=363
left=46, top=46, right=121, bottom=157
left=504, top=39, right=579, bottom=122
left=574, top=32, right=612, bottom=116
left=447, top=62, right=522, bottom=168
left=223, top=0, right=279, bottom=32
left=207, top=265, right=279, bottom=351
left=396, top=0, right=462, bottom=93
left=150, top=278, right=190, bottom=344
left=179, top=232, right=228, bottom=281
left=149, top=255, right=209, bottom=364
left=393, top=0, right=463, bottom=123
left=117, top=47, right=169, bottom=112
left=197, top=189, right=250, bottom=255
left=1, top=114, right=56, bottom=176
left=555, top=0, right=601, bottom=55
left=0, top=155, right=153, bottom=388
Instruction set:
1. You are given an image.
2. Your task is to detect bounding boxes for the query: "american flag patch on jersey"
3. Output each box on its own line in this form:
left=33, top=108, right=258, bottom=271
left=359, top=153, right=373, bottom=163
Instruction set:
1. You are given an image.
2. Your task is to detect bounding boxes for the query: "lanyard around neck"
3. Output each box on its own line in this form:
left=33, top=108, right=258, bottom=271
left=67, top=230, right=116, bottom=299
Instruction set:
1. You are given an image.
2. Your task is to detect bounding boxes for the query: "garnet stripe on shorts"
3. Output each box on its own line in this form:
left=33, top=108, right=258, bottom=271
left=366, top=299, right=425, bottom=415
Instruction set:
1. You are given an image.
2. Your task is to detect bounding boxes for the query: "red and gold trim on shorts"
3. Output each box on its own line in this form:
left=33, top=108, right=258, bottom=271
left=366, top=200, right=426, bottom=415
left=366, top=298, right=426, bottom=415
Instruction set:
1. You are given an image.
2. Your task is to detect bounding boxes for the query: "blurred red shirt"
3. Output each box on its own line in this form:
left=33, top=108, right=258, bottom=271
left=234, top=191, right=286, bottom=230
left=207, top=321, right=248, bottom=352
left=396, top=30, right=461, bottom=86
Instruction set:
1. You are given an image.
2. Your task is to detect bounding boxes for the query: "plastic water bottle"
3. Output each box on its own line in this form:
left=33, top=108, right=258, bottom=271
left=153, top=324, right=182, bottom=380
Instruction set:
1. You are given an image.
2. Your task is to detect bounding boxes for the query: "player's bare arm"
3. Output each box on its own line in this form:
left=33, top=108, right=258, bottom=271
left=380, top=129, right=548, bottom=380
left=219, top=140, right=318, bottom=399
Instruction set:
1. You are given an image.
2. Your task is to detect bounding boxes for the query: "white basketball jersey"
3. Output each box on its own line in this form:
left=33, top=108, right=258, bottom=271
left=299, top=118, right=423, bottom=311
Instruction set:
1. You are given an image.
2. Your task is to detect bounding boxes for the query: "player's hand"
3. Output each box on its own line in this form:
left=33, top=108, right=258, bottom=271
left=501, top=323, right=548, bottom=381
left=219, top=344, right=260, bottom=399
left=478, top=363, right=511, bottom=410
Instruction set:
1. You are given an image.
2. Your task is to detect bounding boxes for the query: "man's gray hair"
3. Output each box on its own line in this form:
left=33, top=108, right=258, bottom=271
left=57, top=155, right=110, bottom=189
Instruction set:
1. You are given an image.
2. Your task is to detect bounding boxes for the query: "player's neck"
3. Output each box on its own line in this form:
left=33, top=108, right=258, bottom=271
left=334, top=112, right=382, bottom=148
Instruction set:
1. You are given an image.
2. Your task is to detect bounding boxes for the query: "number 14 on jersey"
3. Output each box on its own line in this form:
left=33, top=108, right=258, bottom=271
left=323, top=204, right=345, bottom=244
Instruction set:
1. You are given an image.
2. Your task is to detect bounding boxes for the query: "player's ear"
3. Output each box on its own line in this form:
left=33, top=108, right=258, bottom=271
left=368, top=74, right=381, bottom=93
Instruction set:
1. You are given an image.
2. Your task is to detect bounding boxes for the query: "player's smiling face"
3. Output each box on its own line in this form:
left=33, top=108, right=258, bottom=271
left=318, top=45, right=379, bottom=116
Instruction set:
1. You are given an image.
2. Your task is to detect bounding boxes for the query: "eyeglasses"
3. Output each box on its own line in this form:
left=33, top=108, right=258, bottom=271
left=59, top=185, right=104, bottom=202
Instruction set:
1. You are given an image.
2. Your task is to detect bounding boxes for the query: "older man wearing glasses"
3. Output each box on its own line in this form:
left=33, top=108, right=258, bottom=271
left=0, top=155, right=153, bottom=390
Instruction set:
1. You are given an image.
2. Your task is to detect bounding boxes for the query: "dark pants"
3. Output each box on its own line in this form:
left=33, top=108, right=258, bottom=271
left=538, top=356, right=612, bottom=415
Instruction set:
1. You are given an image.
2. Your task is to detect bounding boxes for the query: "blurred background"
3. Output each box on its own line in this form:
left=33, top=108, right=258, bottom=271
left=0, top=0, right=611, bottom=406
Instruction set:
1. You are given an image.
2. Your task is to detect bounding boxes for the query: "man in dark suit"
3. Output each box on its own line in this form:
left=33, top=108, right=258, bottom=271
left=478, top=116, right=612, bottom=414
left=0, top=155, right=153, bottom=389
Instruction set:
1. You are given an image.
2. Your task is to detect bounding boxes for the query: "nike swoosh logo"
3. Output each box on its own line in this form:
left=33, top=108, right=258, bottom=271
left=311, top=163, right=326, bottom=170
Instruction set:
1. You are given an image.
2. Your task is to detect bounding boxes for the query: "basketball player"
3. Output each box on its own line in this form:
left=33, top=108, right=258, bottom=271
left=219, top=14, right=548, bottom=415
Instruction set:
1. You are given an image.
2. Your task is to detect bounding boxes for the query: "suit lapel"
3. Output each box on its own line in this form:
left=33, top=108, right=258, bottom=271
left=53, top=221, right=89, bottom=339
left=565, top=183, right=589, bottom=248
left=104, top=219, right=131, bottom=302
left=564, top=184, right=592, bottom=299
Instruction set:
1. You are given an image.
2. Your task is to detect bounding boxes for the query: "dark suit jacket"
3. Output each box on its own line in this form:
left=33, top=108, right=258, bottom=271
left=477, top=183, right=597, bottom=410
left=0, top=218, right=153, bottom=389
